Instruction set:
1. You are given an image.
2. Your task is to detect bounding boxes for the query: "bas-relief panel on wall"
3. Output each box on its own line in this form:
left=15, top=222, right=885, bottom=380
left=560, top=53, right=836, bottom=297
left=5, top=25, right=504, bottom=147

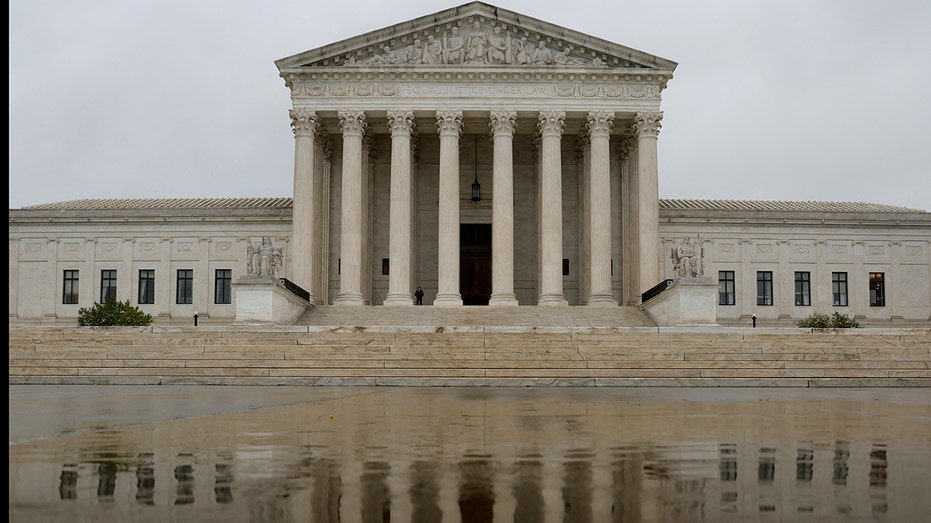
left=789, top=241, right=816, bottom=262
left=903, top=242, right=927, bottom=261
left=94, top=241, right=123, bottom=261
left=866, top=242, right=888, bottom=260
left=715, top=242, right=739, bottom=261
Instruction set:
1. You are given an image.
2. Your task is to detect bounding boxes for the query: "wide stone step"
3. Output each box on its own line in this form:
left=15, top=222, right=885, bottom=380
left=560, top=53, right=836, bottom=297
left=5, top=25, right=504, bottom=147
left=9, top=323, right=931, bottom=386
left=298, top=305, right=658, bottom=327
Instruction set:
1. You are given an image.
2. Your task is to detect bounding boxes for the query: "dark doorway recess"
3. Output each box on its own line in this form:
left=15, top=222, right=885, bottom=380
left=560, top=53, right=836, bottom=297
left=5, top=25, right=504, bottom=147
left=460, top=223, right=491, bottom=306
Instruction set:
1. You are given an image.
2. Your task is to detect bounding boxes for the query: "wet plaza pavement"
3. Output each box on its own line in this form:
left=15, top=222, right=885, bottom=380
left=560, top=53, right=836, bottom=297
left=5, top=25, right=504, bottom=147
left=8, top=385, right=931, bottom=521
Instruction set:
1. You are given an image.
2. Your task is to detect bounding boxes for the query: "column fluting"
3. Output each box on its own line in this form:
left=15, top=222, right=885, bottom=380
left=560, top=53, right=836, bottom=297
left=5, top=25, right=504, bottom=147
left=434, top=110, right=464, bottom=306
left=336, top=110, right=366, bottom=305
left=489, top=110, right=519, bottom=306
left=537, top=110, right=568, bottom=306
left=586, top=110, right=617, bottom=305
left=633, top=111, right=663, bottom=298
left=384, top=110, right=416, bottom=306
left=289, top=108, right=318, bottom=303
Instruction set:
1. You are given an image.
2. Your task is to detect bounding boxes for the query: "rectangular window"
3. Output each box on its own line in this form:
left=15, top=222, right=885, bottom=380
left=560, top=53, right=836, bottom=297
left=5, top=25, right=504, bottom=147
left=100, top=270, right=117, bottom=302
left=718, top=271, right=735, bottom=306
left=794, top=271, right=811, bottom=306
left=832, top=272, right=848, bottom=306
left=382, top=258, right=390, bottom=276
left=215, top=269, right=232, bottom=304
left=563, top=259, right=570, bottom=276
left=138, top=269, right=155, bottom=304
left=177, top=269, right=193, bottom=304
left=63, top=270, right=79, bottom=304
left=869, top=272, right=885, bottom=307
left=756, top=271, right=773, bottom=306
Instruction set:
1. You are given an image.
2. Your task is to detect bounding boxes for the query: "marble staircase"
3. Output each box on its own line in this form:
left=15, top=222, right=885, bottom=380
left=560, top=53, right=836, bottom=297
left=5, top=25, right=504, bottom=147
left=8, top=306, right=930, bottom=386
left=297, top=304, right=657, bottom=328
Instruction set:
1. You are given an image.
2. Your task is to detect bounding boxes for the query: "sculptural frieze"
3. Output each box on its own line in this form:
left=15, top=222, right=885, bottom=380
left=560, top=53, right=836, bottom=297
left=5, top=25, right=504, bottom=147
left=670, top=235, right=705, bottom=279
left=327, top=19, right=624, bottom=68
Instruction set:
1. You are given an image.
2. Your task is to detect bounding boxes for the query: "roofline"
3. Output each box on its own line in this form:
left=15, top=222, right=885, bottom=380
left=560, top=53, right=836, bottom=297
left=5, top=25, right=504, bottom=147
left=274, top=1, right=677, bottom=72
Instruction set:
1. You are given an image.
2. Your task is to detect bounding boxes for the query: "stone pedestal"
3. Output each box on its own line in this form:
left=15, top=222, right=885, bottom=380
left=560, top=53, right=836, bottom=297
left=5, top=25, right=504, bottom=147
left=641, top=276, right=720, bottom=327
left=232, top=277, right=311, bottom=325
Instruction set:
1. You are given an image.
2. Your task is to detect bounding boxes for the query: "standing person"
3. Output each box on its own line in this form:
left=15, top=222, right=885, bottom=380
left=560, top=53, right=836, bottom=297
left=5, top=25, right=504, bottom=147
left=415, top=286, right=424, bottom=305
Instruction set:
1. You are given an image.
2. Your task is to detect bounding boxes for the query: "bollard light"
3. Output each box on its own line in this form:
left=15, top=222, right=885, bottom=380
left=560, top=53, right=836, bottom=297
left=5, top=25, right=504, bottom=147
left=193, top=310, right=199, bottom=327
left=751, top=313, right=757, bottom=328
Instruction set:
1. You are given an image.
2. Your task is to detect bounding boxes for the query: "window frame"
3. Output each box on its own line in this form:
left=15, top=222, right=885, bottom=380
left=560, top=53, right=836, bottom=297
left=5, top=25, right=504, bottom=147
left=794, top=271, right=811, bottom=306
left=138, top=269, right=155, bottom=305
left=62, top=269, right=79, bottom=305
left=756, top=271, right=773, bottom=306
left=214, top=269, right=232, bottom=305
left=718, top=270, right=736, bottom=306
left=100, top=269, right=117, bottom=302
left=869, top=272, right=885, bottom=307
left=832, top=272, right=848, bottom=307
left=176, top=269, right=194, bottom=305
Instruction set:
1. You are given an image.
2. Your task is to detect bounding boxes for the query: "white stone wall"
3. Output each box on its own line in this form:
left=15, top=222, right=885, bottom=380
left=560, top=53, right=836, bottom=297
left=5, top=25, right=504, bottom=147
left=660, top=219, right=931, bottom=326
left=9, top=203, right=930, bottom=325
left=8, top=213, right=291, bottom=322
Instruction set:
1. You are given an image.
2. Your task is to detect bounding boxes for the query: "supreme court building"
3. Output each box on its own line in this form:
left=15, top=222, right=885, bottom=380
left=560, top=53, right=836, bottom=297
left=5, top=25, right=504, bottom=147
left=277, top=1, right=675, bottom=310
left=9, top=2, right=931, bottom=326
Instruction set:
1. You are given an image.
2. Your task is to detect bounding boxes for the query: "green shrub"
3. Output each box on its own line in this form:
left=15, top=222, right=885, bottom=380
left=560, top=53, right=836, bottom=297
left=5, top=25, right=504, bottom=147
left=78, top=298, right=153, bottom=326
left=797, top=312, right=860, bottom=329
left=828, top=312, right=860, bottom=328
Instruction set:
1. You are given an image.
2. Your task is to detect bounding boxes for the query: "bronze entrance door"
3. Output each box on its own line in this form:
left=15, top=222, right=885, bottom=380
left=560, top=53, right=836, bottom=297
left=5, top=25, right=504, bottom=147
left=460, top=224, right=492, bottom=305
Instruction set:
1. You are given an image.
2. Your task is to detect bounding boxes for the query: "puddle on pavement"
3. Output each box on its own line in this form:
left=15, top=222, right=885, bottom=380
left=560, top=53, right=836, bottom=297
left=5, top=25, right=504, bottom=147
left=9, top=386, right=931, bottom=521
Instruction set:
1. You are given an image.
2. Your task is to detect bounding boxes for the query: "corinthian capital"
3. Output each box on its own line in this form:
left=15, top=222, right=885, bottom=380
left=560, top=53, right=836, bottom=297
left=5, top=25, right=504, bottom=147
left=386, top=110, right=415, bottom=137
left=289, top=109, right=318, bottom=138
left=586, top=110, right=614, bottom=137
left=435, top=110, right=463, bottom=137
left=338, top=110, right=367, bottom=137
left=489, top=110, right=517, bottom=137
left=537, top=110, right=566, bottom=137
left=632, top=111, right=663, bottom=138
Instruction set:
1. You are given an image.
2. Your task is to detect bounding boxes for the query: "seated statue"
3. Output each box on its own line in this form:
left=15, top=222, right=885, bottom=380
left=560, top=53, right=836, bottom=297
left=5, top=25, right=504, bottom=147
left=671, top=235, right=704, bottom=278
left=247, top=236, right=283, bottom=279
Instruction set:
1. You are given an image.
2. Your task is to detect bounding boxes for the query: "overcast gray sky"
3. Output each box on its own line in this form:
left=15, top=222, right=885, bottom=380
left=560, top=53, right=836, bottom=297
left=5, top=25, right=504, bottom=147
left=9, top=0, right=931, bottom=210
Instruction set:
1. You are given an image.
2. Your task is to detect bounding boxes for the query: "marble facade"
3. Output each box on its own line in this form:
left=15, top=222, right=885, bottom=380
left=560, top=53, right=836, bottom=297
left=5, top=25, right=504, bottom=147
left=8, top=3, right=931, bottom=326
left=277, top=2, right=676, bottom=309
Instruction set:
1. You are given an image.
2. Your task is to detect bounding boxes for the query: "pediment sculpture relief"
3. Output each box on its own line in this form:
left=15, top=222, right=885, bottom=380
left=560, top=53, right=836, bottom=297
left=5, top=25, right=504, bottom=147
left=340, top=20, right=627, bottom=68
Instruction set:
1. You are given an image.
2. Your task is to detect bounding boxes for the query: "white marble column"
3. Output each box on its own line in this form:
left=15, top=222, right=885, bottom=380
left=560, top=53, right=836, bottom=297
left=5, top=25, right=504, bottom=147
left=289, top=108, right=318, bottom=303
left=618, top=133, right=638, bottom=305
left=435, top=110, right=464, bottom=307
left=576, top=133, right=591, bottom=305
left=489, top=110, right=519, bottom=306
left=632, top=111, right=663, bottom=297
left=537, top=110, right=568, bottom=306
left=385, top=110, right=416, bottom=306
left=314, top=131, right=333, bottom=305
left=587, top=111, right=617, bottom=305
left=336, top=110, right=366, bottom=305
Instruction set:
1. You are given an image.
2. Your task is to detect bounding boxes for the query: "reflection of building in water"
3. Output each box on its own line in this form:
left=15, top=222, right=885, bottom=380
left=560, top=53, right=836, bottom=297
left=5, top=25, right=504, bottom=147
left=22, top=440, right=923, bottom=520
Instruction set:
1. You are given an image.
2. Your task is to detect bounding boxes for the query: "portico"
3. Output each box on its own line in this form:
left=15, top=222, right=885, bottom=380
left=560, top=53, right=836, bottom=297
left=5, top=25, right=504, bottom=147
left=276, top=2, right=676, bottom=307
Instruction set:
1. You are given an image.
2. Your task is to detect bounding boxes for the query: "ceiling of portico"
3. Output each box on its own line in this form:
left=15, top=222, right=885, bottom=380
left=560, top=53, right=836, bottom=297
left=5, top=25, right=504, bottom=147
left=275, top=1, right=677, bottom=75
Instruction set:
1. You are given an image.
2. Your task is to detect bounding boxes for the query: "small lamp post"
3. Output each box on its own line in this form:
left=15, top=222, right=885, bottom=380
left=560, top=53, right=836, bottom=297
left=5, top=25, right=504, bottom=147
left=751, top=313, right=757, bottom=328
left=193, top=310, right=199, bottom=327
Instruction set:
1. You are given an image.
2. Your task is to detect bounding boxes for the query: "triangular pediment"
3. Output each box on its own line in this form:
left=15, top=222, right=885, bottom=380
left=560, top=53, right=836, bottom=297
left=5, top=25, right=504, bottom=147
left=275, top=1, right=677, bottom=73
